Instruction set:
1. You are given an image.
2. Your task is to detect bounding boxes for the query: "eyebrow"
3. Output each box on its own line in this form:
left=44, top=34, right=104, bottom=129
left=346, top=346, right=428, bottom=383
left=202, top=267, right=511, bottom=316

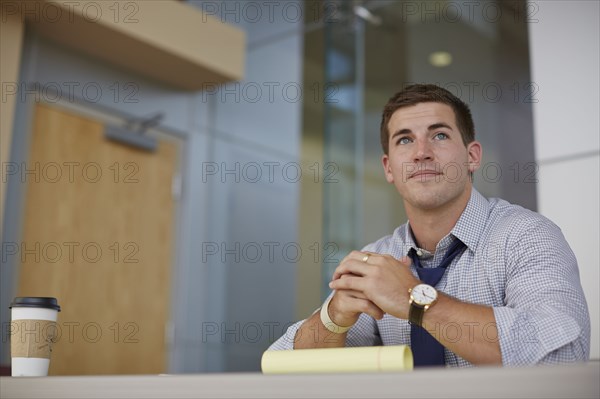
left=390, top=122, right=453, bottom=140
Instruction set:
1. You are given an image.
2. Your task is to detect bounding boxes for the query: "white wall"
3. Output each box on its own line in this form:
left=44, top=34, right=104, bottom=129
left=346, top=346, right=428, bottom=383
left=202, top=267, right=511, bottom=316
left=528, top=0, right=600, bottom=359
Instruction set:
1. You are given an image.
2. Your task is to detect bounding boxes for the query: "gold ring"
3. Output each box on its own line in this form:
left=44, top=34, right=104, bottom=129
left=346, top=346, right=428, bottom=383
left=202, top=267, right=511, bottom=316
left=362, top=253, right=370, bottom=263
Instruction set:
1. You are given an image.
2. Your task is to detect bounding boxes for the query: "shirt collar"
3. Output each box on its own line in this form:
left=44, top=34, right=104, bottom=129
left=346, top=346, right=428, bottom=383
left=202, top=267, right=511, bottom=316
left=403, top=222, right=418, bottom=256
left=402, top=188, right=490, bottom=255
left=450, top=188, right=490, bottom=252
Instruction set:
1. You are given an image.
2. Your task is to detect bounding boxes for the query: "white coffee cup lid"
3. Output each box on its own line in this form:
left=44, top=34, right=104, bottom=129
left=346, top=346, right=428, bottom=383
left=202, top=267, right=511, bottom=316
left=9, top=297, right=61, bottom=311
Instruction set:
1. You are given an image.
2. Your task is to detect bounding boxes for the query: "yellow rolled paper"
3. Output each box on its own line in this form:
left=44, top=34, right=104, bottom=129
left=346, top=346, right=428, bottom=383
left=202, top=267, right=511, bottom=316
left=261, top=345, right=413, bottom=374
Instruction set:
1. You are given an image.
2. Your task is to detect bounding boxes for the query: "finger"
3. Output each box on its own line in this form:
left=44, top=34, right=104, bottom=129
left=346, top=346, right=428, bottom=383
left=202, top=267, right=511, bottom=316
left=347, top=297, right=385, bottom=320
left=351, top=251, right=384, bottom=264
left=338, top=250, right=363, bottom=266
left=333, top=251, right=384, bottom=281
left=330, top=252, right=359, bottom=281
left=397, top=255, right=412, bottom=266
left=329, top=275, right=366, bottom=292
left=373, top=253, right=407, bottom=266
left=334, top=288, right=369, bottom=300
left=332, top=259, right=371, bottom=281
left=331, top=271, right=360, bottom=282
left=333, top=295, right=384, bottom=322
left=340, top=250, right=379, bottom=267
left=363, top=303, right=385, bottom=320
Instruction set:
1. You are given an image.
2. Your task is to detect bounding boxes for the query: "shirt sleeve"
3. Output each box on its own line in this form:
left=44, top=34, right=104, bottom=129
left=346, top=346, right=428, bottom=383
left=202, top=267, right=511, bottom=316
left=493, top=218, right=591, bottom=365
left=266, top=319, right=306, bottom=350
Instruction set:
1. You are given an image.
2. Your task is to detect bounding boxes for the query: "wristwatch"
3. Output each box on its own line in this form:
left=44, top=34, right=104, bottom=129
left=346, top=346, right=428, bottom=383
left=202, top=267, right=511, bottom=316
left=408, top=283, right=438, bottom=327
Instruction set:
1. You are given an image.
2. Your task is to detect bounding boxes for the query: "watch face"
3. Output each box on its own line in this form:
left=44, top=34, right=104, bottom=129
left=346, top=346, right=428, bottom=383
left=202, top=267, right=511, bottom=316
left=411, top=284, right=438, bottom=306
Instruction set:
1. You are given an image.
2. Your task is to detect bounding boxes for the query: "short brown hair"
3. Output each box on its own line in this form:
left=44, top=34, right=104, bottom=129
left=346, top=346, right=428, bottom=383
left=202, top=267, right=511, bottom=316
left=380, top=84, right=475, bottom=155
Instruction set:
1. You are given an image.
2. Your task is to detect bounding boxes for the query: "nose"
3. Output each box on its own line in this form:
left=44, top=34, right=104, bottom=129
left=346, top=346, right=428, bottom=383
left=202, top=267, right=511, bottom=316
left=413, top=137, right=434, bottom=163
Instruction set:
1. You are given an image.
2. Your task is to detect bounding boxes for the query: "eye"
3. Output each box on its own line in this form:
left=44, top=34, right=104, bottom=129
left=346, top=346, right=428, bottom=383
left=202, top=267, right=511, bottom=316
left=434, top=132, right=449, bottom=140
left=396, top=136, right=412, bottom=145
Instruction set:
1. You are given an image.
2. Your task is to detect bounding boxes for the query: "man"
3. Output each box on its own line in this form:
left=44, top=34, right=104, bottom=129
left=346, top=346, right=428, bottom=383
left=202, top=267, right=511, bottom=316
left=268, top=84, right=590, bottom=366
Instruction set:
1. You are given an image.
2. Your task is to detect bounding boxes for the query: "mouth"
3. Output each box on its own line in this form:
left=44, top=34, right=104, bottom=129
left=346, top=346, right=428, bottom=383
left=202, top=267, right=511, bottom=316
left=409, top=170, right=443, bottom=180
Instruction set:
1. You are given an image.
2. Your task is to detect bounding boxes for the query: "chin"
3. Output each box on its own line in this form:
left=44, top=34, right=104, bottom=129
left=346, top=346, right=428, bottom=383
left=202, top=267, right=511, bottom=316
left=402, top=185, right=465, bottom=211
left=411, top=196, right=447, bottom=211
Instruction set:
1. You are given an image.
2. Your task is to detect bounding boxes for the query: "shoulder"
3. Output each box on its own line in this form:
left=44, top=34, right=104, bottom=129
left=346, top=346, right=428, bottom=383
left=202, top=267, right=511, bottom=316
left=482, top=196, right=574, bottom=265
left=485, top=197, right=561, bottom=239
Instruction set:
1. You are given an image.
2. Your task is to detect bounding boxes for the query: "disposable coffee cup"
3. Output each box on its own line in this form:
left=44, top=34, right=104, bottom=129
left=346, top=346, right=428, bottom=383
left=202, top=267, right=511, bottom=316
left=9, top=297, right=61, bottom=377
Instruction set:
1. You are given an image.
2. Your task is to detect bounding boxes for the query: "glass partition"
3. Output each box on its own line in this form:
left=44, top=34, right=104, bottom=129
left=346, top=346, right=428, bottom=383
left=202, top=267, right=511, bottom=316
left=321, top=0, right=536, bottom=297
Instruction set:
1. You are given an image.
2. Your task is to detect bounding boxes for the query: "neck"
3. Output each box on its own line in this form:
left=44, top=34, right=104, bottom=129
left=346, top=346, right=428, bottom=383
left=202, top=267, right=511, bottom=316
left=406, top=186, right=472, bottom=252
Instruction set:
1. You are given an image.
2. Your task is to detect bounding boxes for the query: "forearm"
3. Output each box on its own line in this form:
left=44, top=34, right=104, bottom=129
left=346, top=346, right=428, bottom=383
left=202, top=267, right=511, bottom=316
left=423, top=293, right=501, bottom=365
left=293, top=311, right=346, bottom=349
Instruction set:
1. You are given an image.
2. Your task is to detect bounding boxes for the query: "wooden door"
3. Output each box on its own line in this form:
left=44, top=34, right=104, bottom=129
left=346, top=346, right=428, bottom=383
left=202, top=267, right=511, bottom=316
left=16, top=103, right=178, bottom=375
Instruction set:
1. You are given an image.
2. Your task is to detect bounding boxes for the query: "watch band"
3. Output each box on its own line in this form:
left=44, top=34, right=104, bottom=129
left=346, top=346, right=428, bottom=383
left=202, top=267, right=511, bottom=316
left=408, top=302, right=425, bottom=327
left=319, top=294, right=353, bottom=334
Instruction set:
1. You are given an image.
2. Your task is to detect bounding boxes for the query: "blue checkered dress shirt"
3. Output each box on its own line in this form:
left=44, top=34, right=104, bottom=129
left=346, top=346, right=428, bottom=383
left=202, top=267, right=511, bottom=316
left=268, top=189, right=590, bottom=366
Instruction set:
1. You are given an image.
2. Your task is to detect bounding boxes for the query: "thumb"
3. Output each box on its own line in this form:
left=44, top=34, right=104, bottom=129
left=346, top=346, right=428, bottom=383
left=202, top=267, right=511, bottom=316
left=399, top=255, right=412, bottom=266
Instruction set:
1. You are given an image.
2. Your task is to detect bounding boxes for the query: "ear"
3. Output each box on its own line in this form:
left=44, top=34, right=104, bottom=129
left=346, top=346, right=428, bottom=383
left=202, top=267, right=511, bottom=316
left=382, top=154, right=394, bottom=183
left=466, top=140, right=482, bottom=173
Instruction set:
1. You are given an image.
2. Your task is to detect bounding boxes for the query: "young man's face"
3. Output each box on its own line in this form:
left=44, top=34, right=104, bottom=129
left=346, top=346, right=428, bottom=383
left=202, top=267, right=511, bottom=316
left=382, top=102, right=482, bottom=212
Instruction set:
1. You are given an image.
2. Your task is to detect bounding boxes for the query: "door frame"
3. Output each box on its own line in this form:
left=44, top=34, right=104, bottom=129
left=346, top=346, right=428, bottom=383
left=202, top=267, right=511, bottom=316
left=0, top=31, right=192, bottom=372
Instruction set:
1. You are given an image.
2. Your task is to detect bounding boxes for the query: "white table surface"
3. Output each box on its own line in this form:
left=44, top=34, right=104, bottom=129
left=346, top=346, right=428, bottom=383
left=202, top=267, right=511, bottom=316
left=1, top=362, right=598, bottom=398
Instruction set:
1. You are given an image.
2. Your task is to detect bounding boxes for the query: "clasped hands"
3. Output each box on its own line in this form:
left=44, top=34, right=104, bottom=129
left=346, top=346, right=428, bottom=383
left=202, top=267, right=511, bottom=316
left=327, top=251, right=421, bottom=328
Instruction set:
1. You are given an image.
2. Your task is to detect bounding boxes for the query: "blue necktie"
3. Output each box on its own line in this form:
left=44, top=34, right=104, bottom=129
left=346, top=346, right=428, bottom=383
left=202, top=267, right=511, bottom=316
left=409, top=238, right=466, bottom=367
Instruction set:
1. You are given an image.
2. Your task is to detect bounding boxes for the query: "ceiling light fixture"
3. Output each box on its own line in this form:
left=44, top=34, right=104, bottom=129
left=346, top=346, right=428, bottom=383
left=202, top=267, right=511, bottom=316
left=429, top=51, right=453, bottom=67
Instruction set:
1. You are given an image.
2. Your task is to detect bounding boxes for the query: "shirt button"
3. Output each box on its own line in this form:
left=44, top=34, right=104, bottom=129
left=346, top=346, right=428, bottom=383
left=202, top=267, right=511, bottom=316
left=416, top=249, right=423, bottom=256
